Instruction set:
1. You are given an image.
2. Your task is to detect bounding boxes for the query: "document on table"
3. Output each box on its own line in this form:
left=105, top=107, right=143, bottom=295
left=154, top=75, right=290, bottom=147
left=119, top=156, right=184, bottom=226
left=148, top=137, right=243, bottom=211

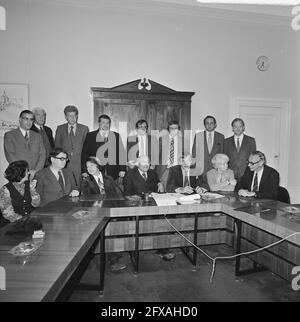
left=151, top=193, right=183, bottom=206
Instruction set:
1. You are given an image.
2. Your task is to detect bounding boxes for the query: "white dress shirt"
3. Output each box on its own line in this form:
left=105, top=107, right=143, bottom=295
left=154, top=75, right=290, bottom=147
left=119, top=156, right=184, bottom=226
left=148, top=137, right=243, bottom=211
left=138, top=134, right=147, bottom=157
left=19, top=127, right=29, bottom=139
left=50, top=167, right=65, bottom=186
left=68, top=123, right=77, bottom=134
left=251, top=166, right=264, bottom=191
left=234, top=133, right=244, bottom=149
left=34, top=123, right=43, bottom=131
left=206, top=131, right=215, bottom=152
left=138, top=168, right=147, bottom=180
left=93, top=172, right=104, bottom=185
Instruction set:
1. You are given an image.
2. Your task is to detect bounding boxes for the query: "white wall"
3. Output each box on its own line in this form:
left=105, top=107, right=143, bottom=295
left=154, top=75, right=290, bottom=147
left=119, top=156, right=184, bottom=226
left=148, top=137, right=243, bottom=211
left=0, top=0, right=299, bottom=201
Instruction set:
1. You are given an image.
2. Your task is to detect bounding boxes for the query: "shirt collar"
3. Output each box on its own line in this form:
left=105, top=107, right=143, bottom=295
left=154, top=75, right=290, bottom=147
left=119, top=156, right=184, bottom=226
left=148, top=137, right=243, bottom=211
left=34, top=123, right=43, bottom=130
left=138, top=168, right=147, bottom=177
left=234, top=133, right=244, bottom=141
left=254, top=165, right=264, bottom=175
left=68, top=123, right=77, bottom=131
left=19, top=127, right=28, bottom=137
left=93, top=172, right=104, bottom=183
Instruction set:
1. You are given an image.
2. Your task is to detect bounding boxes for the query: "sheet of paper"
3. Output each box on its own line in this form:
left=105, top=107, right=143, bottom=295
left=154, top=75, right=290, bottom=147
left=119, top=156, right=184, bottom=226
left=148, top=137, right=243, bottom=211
left=151, top=193, right=183, bottom=206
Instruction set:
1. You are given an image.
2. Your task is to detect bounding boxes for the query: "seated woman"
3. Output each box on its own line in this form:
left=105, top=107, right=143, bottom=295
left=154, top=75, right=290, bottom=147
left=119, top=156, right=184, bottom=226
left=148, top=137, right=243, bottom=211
left=35, top=148, right=79, bottom=206
left=0, top=160, right=40, bottom=224
left=207, top=154, right=236, bottom=192
left=81, top=157, right=123, bottom=197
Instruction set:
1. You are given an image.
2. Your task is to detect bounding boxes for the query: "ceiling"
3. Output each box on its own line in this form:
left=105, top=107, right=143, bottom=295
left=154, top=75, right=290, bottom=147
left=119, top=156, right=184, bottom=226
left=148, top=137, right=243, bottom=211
left=151, top=0, right=296, bottom=17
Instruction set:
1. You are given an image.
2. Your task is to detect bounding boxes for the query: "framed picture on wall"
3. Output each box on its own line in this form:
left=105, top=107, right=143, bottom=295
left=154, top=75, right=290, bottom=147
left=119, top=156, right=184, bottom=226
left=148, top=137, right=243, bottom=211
left=0, top=83, right=29, bottom=132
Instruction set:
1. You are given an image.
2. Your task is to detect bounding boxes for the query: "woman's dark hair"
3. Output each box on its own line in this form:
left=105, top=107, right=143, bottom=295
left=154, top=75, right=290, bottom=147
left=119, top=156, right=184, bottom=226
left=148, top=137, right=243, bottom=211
left=135, top=119, right=148, bottom=130
left=47, top=147, right=67, bottom=166
left=167, top=120, right=180, bottom=131
left=5, top=160, right=29, bottom=182
left=86, top=157, right=102, bottom=171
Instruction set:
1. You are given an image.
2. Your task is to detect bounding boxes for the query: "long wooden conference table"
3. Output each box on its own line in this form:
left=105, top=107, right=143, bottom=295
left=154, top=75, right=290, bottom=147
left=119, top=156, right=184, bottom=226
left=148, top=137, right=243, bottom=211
left=0, top=192, right=300, bottom=302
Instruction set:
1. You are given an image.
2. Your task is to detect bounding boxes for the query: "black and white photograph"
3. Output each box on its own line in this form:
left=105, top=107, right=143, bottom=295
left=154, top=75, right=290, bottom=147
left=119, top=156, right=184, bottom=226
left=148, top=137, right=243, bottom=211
left=0, top=0, right=300, bottom=306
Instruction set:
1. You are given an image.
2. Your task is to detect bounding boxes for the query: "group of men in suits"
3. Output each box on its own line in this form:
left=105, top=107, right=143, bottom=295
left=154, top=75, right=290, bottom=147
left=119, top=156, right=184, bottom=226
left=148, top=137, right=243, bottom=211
left=3, top=107, right=280, bottom=205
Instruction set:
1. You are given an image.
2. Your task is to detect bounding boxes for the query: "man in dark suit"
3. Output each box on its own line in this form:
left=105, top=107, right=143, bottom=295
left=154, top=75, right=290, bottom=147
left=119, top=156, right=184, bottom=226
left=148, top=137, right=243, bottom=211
left=166, top=154, right=210, bottom=193
left=235, top=151, right=279, bottom=200
left=224, top=118, right=256, bottom=181
left=156, top=120, right=189, bottom=190
left=35, top=148, right=79, bottom=206
left=81, top=114, right=126, bottom=181
left=192, top=115, right=224, bottom=177
left=31, top=107, right=55, bottom=165
left=4, top=110, right=46, bottom=177
left=123, top=156, right=163, bottom=196
left=55, top=105, right=89, bottom=188
left=127, top=119, right=158, bottom=168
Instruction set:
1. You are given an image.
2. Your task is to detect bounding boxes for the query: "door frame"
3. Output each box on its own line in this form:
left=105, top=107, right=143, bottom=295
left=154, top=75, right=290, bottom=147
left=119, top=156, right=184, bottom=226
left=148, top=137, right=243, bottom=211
left=230, top=96, right=291, bottom=186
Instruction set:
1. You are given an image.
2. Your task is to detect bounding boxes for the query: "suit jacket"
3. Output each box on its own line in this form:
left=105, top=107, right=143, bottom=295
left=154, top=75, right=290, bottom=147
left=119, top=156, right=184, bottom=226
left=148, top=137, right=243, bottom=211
left=31, top=124, right=55, bottom=163
left=123, top=167, right=159, bottom=196
left=35, top=167, right=76, bottom=206
left=81, top=130, right=126, bottom=180
left=224, top=134, right=256, bottom=181
left=127, top=134, right=159, bottom=164
left=4, top=128, right=46, bottom=171
left=166, top=165, right=209, bottom=193
left=192, top=131, right=224, bottom=175
left=80, top=174, right=123, bottom=197
left=31, top=124, right=54, bottom=149
left=55, top=123, right=89, bottom=185
left=235, top=165, right=279, bottom=200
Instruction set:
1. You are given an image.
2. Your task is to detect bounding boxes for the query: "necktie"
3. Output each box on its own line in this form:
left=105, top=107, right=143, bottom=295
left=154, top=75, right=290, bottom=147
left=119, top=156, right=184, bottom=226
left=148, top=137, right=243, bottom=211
left=183, top=171, right=190, bottom=187
left=236, top=137, right=240, bottom=152
left=142, top=172, right=147, bottom=181
left=24, top=131, right=29, bottom=144
left=169, top=137, right=175, bottom=165
left=98, top=177, right=106, bottom=195
left=40, top=126, right=43, bottom=132
left=58, top=171, right=65, bottom=191
left=252, top=173, right=258, bottom=192
left=70, top=126, right=75, bottom=150
left=207, top=133, right=213, bottom=154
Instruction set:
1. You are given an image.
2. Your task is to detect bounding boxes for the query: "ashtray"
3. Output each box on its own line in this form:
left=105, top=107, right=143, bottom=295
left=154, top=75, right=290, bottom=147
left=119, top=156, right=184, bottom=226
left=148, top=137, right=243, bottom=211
left=9, top=241, right=40, bottom=257
left=72, top=210, right=91, bottom=219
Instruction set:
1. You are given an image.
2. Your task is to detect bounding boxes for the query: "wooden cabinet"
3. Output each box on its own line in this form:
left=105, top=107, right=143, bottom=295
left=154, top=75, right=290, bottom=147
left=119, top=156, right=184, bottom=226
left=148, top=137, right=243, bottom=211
left=91, top=79, right=194, bottom=136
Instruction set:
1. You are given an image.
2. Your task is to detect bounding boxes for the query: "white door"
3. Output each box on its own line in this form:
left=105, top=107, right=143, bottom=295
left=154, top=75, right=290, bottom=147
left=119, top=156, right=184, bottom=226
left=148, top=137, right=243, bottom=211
left=231, top=97, right=291, bottom=186
left=239, top=106, right=280, bottom=171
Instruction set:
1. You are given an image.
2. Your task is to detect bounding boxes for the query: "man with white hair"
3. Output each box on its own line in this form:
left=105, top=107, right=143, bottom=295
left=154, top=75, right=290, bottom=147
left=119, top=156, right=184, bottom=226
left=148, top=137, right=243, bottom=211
left=31, top=107, right=54, bottom=165
left=166, top=154, right=209, bottom=194
left=123, top=156, right=164, bottom=196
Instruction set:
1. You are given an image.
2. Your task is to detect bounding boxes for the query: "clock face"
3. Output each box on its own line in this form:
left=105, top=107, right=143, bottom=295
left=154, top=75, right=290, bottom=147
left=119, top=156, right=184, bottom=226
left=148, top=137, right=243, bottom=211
left=256, top=56, right=270, bottom=71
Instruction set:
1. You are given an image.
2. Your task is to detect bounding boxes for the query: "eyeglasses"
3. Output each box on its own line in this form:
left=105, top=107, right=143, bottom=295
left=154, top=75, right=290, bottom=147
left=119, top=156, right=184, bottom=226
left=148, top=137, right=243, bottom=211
left=54, top=157, right=68, bottom=161
left=21, top=117, right=34, bottom=121
left=247, top=160, right=261, bottom=166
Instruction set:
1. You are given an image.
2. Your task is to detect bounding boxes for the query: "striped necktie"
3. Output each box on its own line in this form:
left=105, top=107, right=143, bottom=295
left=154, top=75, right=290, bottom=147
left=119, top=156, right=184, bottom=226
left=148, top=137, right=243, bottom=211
left=169, top=137, right=174, bottom=165
left=24, top=131, right=29, bottom=144
left=98, top=177, right=106, bottom=195
left=58, top=171, right=65, bottom=191
left=252, top=173, right=258, bottom=192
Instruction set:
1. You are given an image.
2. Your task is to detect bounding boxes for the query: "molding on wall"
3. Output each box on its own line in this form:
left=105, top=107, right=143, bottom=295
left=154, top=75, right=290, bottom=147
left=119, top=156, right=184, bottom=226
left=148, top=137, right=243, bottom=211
left=35, top=0, right=292, bottom=27
left=230, top=96, right=291, bottom=187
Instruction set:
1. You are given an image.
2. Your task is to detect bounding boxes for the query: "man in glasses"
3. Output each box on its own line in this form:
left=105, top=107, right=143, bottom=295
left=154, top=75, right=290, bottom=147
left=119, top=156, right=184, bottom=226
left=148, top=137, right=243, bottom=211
left=236, top=151, right=279, bottom=199
left=35, top=148, right=79, bottom=206
left=4, top=110, right=46, bottom=178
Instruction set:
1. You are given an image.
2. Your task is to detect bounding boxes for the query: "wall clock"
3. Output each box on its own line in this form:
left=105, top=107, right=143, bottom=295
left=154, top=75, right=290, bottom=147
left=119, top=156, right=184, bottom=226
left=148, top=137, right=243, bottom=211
left=256, top=55, right=270, bottom=71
